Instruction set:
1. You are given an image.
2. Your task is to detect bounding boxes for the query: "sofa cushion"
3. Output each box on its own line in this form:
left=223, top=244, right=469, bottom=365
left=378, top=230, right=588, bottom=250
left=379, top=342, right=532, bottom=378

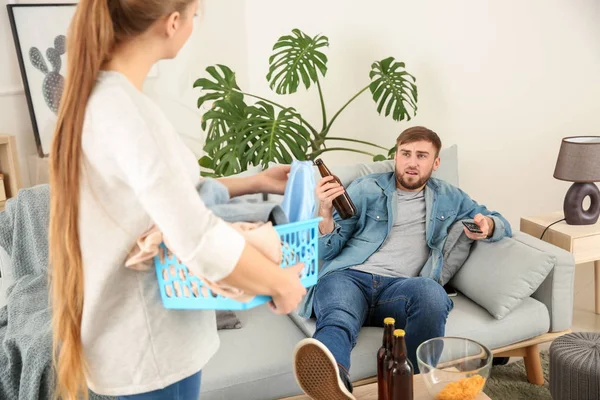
left=200, top=306, right=306, bottom=400
left=445, top=294, right=550, bottom=349
left=451, top=236, right=555, bottom=319
left=432, top=144, right=459, bottom=187
left=288, top=294, right=549, bottom=381
left=440, top=221, right=474, bottom=286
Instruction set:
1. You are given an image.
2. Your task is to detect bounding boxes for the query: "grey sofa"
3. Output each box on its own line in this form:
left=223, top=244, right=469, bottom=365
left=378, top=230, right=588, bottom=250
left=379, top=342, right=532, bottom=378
left=0, top=146, right=575, bottom=400
left=198, top=146, right=575, bottom=400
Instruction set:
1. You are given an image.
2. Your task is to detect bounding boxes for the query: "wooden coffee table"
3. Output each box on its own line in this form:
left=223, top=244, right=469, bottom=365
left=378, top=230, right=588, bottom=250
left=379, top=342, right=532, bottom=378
left=285, top=375, right=491, bottom=399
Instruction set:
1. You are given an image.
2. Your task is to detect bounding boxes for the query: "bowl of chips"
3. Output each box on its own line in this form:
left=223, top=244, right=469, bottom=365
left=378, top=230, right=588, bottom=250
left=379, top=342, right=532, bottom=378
left=416, top=337, right=492, bottom=400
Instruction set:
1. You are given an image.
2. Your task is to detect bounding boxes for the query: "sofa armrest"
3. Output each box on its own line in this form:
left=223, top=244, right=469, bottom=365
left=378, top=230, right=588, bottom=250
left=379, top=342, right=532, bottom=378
left=512, top=231, right=575, bottom=332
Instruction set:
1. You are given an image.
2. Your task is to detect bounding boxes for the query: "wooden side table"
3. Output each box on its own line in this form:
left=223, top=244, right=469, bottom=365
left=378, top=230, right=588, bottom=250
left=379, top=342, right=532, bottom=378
left=521, top=211, right=600, bottom=314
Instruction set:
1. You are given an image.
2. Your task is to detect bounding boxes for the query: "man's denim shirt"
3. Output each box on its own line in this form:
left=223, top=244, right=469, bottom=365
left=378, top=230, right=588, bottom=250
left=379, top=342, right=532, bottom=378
left=298, top=172, right=512, bottom=318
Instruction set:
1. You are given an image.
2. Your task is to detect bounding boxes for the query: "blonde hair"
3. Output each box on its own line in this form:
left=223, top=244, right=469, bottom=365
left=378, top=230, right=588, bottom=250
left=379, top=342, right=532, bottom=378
left=49, top=0, right=196, bottom=398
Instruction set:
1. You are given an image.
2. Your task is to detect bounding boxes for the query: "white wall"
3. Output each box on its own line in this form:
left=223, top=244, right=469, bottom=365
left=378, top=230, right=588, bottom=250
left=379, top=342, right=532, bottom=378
left=144, top=0, right=248, bottom=156
left=0, top=0, right=247, bottom=185
left=0, top=0, right=39, bottom=186
left=242, top=0, right=600, bottom=227
left=2, top=0, right=600, bottom=228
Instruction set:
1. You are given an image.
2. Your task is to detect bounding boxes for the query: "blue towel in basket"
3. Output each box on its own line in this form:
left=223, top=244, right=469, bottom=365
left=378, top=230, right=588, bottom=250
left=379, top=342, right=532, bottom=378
left=280, top=161, right=316, bottom=223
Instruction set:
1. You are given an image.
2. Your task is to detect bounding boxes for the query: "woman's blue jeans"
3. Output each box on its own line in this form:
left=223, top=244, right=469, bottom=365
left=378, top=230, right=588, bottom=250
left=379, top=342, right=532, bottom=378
left=117, top=371, right=201, bottom=400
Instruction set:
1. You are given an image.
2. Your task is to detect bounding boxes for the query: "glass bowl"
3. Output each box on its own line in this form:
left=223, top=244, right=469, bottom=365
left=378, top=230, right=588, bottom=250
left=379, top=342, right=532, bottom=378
left=416, top=337, right=493, bottom=400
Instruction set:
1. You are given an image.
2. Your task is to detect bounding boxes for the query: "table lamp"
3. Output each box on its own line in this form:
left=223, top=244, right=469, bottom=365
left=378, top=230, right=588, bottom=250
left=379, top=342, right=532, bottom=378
left=553, top=136, right=600, bottom=225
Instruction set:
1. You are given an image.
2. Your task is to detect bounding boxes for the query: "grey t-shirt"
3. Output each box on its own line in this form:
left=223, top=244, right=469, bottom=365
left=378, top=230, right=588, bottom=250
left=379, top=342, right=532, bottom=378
left=353, top=189, right=430, bottom=278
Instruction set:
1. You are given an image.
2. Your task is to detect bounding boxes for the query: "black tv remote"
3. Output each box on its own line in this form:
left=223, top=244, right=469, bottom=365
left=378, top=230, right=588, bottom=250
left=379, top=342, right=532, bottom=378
left=462, top=221, right=483, bottom=234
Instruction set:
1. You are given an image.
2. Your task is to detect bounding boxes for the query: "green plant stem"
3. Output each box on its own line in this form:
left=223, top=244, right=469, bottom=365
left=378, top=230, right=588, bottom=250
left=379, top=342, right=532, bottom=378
left=325, top=137, right=388, bottom=151
left=239, top=91, right=318, bottom=136
left=316, top=77, right=327, bottom=132
left=322, top=84, right=370, bottom=138
left=309, top=147, right=376, bottom=159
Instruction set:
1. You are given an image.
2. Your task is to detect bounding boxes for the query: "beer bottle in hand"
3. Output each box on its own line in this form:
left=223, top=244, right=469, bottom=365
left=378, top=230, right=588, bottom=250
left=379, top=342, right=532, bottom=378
left=377, top=318, right=395, bottom=400
left=314, top=158, right=357, bottom=219
left=389, top=329, right=414, bottom=400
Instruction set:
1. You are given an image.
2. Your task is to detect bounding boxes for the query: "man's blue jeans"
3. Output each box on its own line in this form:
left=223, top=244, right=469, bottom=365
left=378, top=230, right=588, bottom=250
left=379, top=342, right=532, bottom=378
left=313, top=269, right=453, bottom=374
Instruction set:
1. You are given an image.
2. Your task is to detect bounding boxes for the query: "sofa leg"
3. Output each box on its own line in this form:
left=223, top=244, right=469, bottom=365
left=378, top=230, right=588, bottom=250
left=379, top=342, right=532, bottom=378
left=523, top=344, right=544, bottom=385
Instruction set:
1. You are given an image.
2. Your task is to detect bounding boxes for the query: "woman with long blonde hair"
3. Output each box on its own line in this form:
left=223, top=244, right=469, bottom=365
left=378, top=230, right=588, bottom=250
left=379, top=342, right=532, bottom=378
left=49, top=1, right=306, bottom=399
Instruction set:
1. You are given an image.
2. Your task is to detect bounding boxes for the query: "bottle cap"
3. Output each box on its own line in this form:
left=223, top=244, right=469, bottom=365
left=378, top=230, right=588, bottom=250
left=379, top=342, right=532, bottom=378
left=384, top=317, right=395, bottom=325
left=393, top=329, right=406, bottom=337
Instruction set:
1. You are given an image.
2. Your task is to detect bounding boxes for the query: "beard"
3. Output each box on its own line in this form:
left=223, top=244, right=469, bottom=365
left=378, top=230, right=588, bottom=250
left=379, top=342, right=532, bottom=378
left=397, top=168, right=433, bottom=190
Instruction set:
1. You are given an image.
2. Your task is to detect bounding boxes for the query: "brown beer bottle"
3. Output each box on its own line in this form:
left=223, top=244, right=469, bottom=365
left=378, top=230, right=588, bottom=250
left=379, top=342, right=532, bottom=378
left=377, top=318, right=395, bottom=400
left=314, top=158, right=357, bottom=219
left=389, top=329, right=414, bottom=400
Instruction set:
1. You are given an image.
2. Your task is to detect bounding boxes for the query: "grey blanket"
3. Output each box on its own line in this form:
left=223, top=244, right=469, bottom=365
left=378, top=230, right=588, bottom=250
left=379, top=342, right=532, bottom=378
left=0, top=185, right=113, bottom=400
left=0, top=181, right=286, bottom=399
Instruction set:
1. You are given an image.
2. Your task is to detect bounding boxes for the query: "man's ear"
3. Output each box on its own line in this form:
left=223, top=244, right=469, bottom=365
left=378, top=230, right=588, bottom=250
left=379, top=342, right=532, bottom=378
left=433, top=156, right=441, bottom=171
left=165, top=11, right=181, bottom=39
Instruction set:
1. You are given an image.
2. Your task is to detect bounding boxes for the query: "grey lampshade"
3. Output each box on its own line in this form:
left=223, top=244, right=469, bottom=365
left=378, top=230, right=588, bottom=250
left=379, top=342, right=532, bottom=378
left=554, top=136, right=600, bottom=182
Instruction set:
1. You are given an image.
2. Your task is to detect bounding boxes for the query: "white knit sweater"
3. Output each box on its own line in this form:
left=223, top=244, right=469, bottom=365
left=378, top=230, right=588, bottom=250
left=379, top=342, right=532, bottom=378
left=78, top=71, right=245, bottom=395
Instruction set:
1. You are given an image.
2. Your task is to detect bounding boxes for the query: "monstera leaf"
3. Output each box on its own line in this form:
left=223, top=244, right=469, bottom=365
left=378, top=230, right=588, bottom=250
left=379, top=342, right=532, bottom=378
left=193, top=64, right=243, bottom=109
left=369, top=57, right=418, bottom=121
left=200, top=97, right=250, bottom=177
left=201, top=97, right=247, bottom=144
left=372, top=144, right=398, bottom=161
left=266, top=29, right=329, bottom=95
left=237, top=101, right=311, bottom=166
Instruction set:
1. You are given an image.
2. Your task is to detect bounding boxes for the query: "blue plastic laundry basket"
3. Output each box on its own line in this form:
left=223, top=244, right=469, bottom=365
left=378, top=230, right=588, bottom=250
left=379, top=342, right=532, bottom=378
left=154, top=217, right=322, bottom=310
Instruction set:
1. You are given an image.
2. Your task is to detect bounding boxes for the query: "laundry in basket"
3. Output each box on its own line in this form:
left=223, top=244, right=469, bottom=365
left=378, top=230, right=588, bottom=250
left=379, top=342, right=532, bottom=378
left=153, top=163, right=321, bottom=311
left=154, top=217, right=321, bottom=310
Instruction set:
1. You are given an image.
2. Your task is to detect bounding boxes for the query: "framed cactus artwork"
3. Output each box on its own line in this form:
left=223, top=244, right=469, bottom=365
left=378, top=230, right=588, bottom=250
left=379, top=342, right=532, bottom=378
left=7, top=3, right=76, bottom=158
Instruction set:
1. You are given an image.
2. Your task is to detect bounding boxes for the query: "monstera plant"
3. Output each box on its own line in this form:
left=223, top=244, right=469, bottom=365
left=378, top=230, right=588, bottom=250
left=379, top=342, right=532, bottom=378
left=194, top=29, right=418, bottom=177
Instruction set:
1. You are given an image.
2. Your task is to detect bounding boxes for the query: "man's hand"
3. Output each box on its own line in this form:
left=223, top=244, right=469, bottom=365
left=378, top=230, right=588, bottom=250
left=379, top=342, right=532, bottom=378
left=317, top=176, right=345, bottom=215
left=316, top=176, right=345, bottom=234
left=257, top=165, right=291, bottom=195
left=463, top=213, right=495, bottom=240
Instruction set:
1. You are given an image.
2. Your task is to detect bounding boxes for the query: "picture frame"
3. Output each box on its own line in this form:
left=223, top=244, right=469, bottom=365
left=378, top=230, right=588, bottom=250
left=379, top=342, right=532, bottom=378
left=7, top=3, right=77, bottom=158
